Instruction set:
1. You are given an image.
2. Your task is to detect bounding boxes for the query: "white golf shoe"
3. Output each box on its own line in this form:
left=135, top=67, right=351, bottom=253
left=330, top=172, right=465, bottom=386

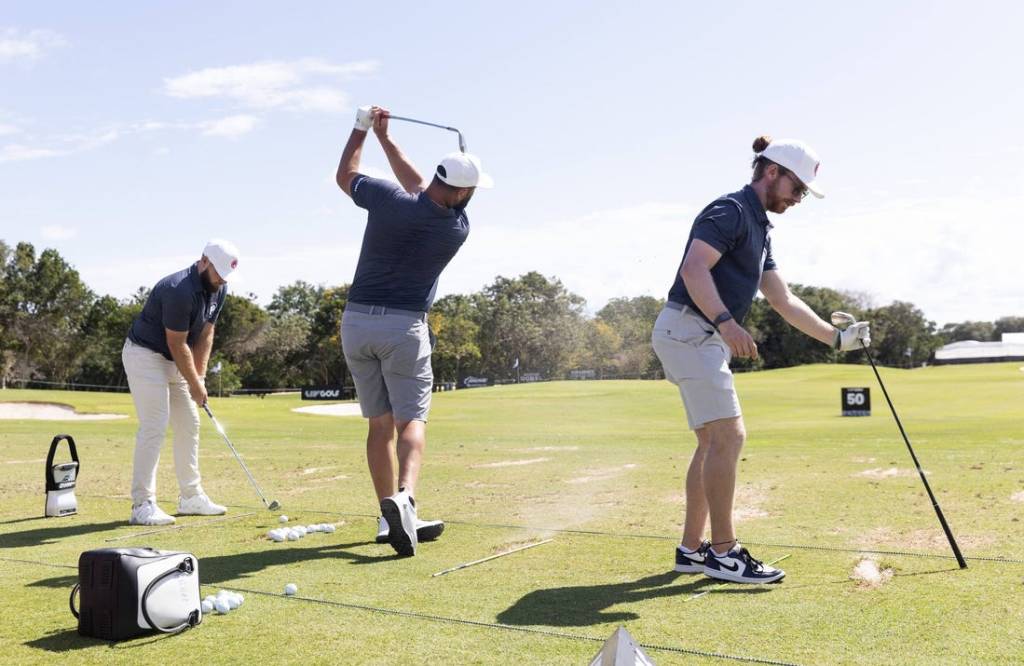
left=129, top=500, right=176, bottom=526
left=380, top=489, right=418, bottom=557
left=177, top=493, right=227, bottom=516
left=375, top=515, right=445, bottom=544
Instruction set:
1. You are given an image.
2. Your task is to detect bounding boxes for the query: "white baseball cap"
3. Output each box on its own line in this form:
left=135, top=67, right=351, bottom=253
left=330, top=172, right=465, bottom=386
left=757, top=139, right=824, bottom=199
left=436, top=152, right=493, bottom=189
left=203, top=239, right=241, bottom=281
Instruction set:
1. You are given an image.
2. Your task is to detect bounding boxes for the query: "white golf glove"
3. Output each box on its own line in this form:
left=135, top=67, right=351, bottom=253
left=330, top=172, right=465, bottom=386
left=834, top=321, right=871, bottom=351
left=354, top=105, right=373, bottom=131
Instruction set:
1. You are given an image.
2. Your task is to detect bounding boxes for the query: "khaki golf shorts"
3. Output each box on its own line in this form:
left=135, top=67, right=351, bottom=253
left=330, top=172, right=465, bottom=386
left=341, top=309, right=433, bottom=422
left=651, top=305, right=741, bottom=430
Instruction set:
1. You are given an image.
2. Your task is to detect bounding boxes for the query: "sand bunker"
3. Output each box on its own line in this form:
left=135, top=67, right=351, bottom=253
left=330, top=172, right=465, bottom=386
left=291, top=403, right=362, bottom=417
left=0, top=401, right=126, bottom=421
left=855, top=467, right=920, bottom=480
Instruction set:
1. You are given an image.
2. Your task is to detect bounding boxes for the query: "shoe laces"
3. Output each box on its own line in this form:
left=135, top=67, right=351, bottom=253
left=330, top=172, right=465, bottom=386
left=735, top=546, right=765, bottom=571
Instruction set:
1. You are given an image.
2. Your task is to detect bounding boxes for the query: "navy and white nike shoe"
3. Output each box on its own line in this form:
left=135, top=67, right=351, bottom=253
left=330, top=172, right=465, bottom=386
left=674, top=540, right=710, bottom=573
left=703, top=544, right=785, bottom=583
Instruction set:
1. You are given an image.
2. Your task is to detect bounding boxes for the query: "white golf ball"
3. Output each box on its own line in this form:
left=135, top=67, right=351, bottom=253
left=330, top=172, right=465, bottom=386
left=226, top=595, right=240, bottom=610
left=234, top=593, right=244, bottom=607
left=286, top=530, right=299, bottom=541
left=270, top=531, right=285, bottom=542
left=323, top=524, right=336, bottom=533
left=204, top=594, right=217, bottom=604
left=307, top=524, right=320, bottom=533
left=278, top=515, right=289, bottom=523
left=294, top=525, right=307, bottom=536
left=201, top=599, right=213, bottom=614
left=214, top=598, right=231, bottom=614
left=284, top=583, right=297, bottom=596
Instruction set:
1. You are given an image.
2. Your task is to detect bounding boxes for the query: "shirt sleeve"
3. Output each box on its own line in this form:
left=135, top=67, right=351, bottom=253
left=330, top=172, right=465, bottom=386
left=161, top=286, right=192, bottom=332
left=208, top=287, right=227, bottom=325
left=763, top=234, right=777, bottom=271
left=350, top=174, right=403, bottom=211
left=690, top=202, right=744, bottom=254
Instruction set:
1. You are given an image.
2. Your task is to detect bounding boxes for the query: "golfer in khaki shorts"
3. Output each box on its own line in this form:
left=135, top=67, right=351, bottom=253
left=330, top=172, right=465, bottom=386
left=652, top=136, right=870, bottom=583
left=335, top=105, right=492, bottom=557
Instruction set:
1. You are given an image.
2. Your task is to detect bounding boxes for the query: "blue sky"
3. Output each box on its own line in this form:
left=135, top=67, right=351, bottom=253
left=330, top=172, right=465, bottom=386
left=1, top=1, right=1022, bottom=325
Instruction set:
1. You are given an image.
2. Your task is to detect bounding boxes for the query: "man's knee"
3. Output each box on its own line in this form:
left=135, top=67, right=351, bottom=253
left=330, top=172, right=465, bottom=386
left=705, top=417, right=745, bottom=449
left=367, top=413, right=395, bottom=444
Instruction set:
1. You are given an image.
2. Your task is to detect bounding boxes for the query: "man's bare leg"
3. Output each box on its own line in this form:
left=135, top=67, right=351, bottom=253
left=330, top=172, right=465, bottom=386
left=680, top=427, right=712, bottom=550
left=366, top=412, right=397, bottom=501
left=395, top=419, right=426, bottom=496
left=701, top=415, right=746, bottom=553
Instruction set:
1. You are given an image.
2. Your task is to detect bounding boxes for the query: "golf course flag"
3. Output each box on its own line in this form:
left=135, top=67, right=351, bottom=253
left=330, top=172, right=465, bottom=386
left=588, top=626, right=655, bottom=666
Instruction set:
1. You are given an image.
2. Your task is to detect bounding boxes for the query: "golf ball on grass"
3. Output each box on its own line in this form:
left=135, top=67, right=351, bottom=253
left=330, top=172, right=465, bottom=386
left=278, top=515, right=289, bottom=523
left=268, top=530, right=285, bottom=542
left=214, top=598, right=230, bottom=614
left=286, top=530, right=299, bottom=541
left=323, top=523, right=336, bottom=533
left=294, top=525, right=307, bottom=536
left=284, top=583, right=297, bottom=596
left=201, top=600, right=213, bottom=614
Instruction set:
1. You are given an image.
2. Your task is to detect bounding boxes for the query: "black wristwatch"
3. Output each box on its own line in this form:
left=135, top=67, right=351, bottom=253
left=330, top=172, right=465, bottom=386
left=712, top=311, right=733, bottom=329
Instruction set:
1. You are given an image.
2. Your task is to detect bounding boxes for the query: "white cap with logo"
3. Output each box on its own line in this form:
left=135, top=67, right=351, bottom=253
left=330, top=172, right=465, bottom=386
left=436, top=152, right=493, bottom=189
left=756, top=139, right=824, bottom=199
left=203, top=239, right=241, bottom=281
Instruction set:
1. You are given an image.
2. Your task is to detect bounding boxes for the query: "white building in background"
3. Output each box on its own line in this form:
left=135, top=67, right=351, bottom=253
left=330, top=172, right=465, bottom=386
left=934, top=332, right=1024, bottom=365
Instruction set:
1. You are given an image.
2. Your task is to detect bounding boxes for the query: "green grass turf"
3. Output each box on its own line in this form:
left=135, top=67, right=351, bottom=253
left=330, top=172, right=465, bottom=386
left=1, top=362, right=1022, bottom=664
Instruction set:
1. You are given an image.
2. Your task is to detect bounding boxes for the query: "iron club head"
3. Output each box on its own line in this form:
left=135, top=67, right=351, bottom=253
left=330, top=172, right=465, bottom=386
left=267, top=499, right=281, bottom=511
left=831, top=311, right=857, bottom=329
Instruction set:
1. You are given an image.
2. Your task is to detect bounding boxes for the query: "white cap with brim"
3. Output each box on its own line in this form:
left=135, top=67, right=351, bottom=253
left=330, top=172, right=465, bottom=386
left=757, top=139, right=824, bottom=198
left=203, top=238, right=241, bottom=281
left=436, top=152, right=493, bottom=189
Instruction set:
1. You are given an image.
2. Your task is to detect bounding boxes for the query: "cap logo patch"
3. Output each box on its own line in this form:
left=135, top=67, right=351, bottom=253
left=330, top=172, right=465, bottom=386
left=231, top=259, right=238, bottom=269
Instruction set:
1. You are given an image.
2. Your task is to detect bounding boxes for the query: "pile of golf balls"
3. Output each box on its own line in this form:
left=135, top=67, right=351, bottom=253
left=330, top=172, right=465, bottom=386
left=201, top=590, right=244, bottom=615
left=267, top=522, right=335, bottom=542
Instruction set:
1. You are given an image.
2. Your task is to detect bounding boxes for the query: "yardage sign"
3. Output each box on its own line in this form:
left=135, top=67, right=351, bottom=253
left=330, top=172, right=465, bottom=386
left=841, top=387, right=871, bottom=416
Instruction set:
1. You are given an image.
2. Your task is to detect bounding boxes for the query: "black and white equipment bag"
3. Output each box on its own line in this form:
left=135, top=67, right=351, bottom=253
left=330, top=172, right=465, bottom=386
left=45, top=434, right=79, bottom=517
left=70, top=547, right=202, bottom=640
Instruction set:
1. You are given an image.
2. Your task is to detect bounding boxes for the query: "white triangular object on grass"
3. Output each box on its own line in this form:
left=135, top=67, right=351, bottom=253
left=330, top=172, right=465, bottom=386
left=588, top=626, right=655, bottom=666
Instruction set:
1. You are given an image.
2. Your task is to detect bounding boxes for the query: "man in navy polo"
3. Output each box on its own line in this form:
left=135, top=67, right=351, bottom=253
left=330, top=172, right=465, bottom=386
left=336, top=105, right=492, bottom=556
left=652, top=136, right=870, bottom=583
left=122, top=239, right=240, bottom=526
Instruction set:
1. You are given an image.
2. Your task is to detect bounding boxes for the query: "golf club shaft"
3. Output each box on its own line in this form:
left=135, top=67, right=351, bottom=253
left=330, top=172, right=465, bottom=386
left=859, top=343, right=968, bottom=569
left=202, top=404, right=273, bottom=509
left=387, top=115, right=466, bottom=153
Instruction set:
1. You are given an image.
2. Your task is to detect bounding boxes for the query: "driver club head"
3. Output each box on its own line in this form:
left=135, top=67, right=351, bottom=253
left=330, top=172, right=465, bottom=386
left=831, top=311, right=857, bottom=328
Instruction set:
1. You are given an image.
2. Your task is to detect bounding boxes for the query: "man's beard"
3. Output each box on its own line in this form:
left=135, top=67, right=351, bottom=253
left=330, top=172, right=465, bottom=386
left=200, top=267, right=219, bottom=294
left=765, top=179, right=791, bottom=214
left=454, top=188, right=475, bottom=210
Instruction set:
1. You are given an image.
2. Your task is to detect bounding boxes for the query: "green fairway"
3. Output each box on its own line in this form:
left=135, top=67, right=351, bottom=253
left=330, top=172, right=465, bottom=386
left=1, top=363, right=1022, bottom=664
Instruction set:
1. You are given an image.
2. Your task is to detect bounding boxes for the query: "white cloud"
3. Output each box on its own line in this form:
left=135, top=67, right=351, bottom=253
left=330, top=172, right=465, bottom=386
left=41, top=225, right=77, bottom=240
left=0, top=123, right=19, bottom=136
left=163, top=58, right=376, bottom=112
left=201, top=114, right=260, bottom=137
left=0, top=28, right=66, bottom=63
left=0, top=143, right=63, bottom=162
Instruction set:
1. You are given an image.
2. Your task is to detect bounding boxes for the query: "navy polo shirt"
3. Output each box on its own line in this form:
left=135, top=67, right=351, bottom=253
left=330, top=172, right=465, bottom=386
left=347, top=174, right=469, bottom=312
left=128, top=264, right=227, bottom=360
left=667, top=185, right=776, bottom=325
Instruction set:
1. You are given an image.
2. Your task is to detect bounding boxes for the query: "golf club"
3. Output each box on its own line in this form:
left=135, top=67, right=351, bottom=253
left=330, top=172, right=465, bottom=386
left=202, top=404, right=281, bottom=512
left=831, top=311, right=967, bottom=569
left=388, top=114, right=467, bottom=153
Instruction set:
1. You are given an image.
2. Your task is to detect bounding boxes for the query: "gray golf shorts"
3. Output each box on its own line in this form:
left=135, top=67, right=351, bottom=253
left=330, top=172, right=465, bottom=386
left=651, top=305, right=741, bottom=430
left=341, top=308, right=433, bottom=422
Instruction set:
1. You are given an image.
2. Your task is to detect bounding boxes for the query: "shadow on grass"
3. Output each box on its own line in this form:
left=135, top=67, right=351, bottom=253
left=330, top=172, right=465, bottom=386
left=27, top=574, right=78, bottom=589
left=497, top=571, right=772, bottom=627
left=25, top=627, right=183, bottom=653
left=0, top=520, right=125, bottom=549
left=199, top=539, right=391, bottom=585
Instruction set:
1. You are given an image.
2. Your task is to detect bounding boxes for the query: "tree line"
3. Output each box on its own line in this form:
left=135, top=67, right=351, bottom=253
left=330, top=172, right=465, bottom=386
left=2, top=240, right=1021, bottom=392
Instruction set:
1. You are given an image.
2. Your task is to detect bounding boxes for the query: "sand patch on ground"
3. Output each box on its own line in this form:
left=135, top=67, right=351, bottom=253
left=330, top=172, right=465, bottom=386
left=291, top=403, right=362, bottom=417
left=850, top=557, right=894, bottom=589
left=564, top=464, right=638, bottom=484
left=855, top=467, right=920, bottom=480
left=1011, top=491, right=1024, bottom=503
left=519, top=446, right=580, bottom=452
left=301, top=466, right=337, bottom=475
left=472, top=458, right=549, bottom=469
left=857, top=527, right=995, bottom=551
left=851, top=457, right=877, bottom=464
left=0, top=402, right=126, bottom=421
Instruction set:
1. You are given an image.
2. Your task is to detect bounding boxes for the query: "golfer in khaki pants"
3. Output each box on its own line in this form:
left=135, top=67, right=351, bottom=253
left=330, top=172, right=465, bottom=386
left=123, top=239, right=240, bottom=526
left=652, top=136, right=869, bottom=583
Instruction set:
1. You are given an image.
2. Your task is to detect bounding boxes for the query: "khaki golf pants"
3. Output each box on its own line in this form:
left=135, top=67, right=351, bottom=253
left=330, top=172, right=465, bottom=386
left=122, top=339, right=203, bottom=505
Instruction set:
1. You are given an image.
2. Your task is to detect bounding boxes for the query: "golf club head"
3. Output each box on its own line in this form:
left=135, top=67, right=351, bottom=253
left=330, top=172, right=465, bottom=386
left=831, top=311, right=857, bottom=328
left=267, top=500, right=281, bottom=511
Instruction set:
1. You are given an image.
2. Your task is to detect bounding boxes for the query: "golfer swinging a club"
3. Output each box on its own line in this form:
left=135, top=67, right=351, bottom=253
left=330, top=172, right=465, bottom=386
left=336, top=105, right=492, bottom=556
left=652, top=137, right=870, bottom=583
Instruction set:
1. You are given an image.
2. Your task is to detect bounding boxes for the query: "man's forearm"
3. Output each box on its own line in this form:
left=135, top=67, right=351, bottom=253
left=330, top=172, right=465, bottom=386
left=681, top=265, right=731, bottom=323
left=336, top=129, right=368, bottom=195
left=168, top=342, right=203, bottom=388
left=378, top=135, right=424, bottom=193
left=192, top=328, right=214, bottom=377
left=772, top=296, right=836, bottom=345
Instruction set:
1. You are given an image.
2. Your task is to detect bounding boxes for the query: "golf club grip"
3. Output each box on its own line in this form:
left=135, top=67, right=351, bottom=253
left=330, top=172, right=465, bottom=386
left=861, top=342, right=968, bottom=568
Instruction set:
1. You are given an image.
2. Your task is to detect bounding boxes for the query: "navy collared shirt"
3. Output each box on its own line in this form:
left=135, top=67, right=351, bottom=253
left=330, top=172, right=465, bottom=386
left=347, top=174, right=469, bottom=312
left=667, top=184, right=776, bottom=325
left=128, top=264, right=227, bottom=360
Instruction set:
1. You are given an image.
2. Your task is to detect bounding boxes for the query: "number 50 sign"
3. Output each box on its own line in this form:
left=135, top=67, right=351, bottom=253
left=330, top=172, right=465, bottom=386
left=841, top=387, right=871, bottom=416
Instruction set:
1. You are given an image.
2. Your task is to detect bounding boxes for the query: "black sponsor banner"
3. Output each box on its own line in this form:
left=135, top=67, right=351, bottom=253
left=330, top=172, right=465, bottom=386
left=302, top=386, right=343, bottom=400
left=841, top=387, right=871, bottom=416
left=459, top=376, right=491, bottom=389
